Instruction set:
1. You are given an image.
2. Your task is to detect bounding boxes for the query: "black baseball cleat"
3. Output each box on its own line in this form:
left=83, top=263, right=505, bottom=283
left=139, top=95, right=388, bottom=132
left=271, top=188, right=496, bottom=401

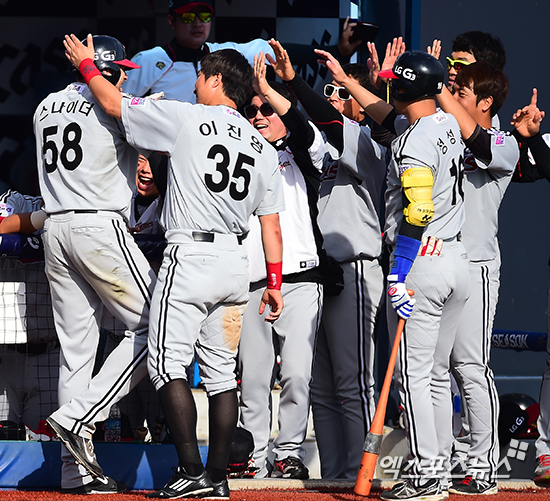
left=61, top=476, right=127, bottom=494
left=201, top=478, right=230, bottom=499
left=145, top=467, right=214, bottom=499
left=46, top=416, right=103, bottom=477
left=381, top=478, right=445, bottom=501
left=271, top=457, right=309, bottom=479
left=449, top=476, right=497, bottom=495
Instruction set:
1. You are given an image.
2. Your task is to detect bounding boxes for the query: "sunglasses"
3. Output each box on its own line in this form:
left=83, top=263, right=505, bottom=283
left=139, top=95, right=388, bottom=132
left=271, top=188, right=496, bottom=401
left=446, top=57, right=473, bottom=72
left=324, top=84, right=351, bottom=101
left=243, top=103, right=275, bottom=120
left=180, top=12, right=212, bottom=23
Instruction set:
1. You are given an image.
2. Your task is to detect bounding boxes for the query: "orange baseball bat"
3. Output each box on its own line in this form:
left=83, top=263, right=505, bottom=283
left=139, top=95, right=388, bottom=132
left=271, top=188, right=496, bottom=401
left=354, top=292, right=412, bottom=496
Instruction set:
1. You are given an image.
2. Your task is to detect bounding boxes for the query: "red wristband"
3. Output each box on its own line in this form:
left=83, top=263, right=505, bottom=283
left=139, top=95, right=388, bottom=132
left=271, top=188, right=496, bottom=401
left=78, top=58, right=102, bottom=85
left=266, top=261, right=282, bottom=290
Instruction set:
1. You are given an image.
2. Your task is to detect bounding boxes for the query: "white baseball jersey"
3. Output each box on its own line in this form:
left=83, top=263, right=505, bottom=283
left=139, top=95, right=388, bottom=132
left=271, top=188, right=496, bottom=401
left=320, top=118, right=387, bottom=262
left=462, top=128, right=518, bottom=261
left=246, top=123, right=325, bottom=282
left=123, top=39, right=274, bottom=102
left=33, top=83, right=138, bottom=217
left=384, top=110, right=465, bottom=246
left=121, top=98, right=284, bottom=240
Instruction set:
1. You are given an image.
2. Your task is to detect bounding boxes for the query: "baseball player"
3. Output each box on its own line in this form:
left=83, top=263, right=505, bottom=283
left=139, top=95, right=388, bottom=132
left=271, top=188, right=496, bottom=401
left=64, top=34, right=285, bottom=500
left=267, top=39, right=387, bottom=479
left=123, top=0, right=362, bottom=103
left=437, top=61, right=518, bottom=494
left=318, top=49, right=470, bottom=499
left=509, top=90, right=550, bottom=483
left=0, top=190, right=58, bottom=432
left=446, top=31, right=506, bottom=90
left=237, top=55, right=325, bottom=479
left=36, top=36, right=157, bottom=494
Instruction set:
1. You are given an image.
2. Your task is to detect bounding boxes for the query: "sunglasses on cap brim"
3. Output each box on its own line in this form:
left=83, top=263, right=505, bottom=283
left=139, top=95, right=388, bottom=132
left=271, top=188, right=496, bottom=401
left=243, top=103, right=275, bottom=119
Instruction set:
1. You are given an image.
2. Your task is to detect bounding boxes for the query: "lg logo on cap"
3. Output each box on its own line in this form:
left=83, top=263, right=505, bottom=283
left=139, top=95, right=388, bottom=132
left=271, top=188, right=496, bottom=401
left=394, top=65, right=416, bottom=81
left=94, top=51, right=116, bottom=62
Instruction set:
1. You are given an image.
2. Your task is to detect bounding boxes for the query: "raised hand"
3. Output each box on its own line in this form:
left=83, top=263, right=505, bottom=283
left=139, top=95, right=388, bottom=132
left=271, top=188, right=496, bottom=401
left=367, top=41, right=382, bottom=89
left=426, top=39, right=441, bottom=59
left=314, top=48, right=347, bottom=85
left=266, top=39, right=295, bottom=82
left=338, top=16, right=363, bottom=57
left=253, top=52, right=270, bottom=96
left=63, top=33, right=95, bottom=69
left=381, top=37, right=406, bottom=73
left=511, top=88, right=545, bottom=138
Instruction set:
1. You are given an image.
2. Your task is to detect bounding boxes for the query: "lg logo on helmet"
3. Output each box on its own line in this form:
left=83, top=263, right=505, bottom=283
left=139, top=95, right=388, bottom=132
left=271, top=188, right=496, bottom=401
left=94, top=51, right=116, bottom=62
left=394, top=65, right=416, bottom=81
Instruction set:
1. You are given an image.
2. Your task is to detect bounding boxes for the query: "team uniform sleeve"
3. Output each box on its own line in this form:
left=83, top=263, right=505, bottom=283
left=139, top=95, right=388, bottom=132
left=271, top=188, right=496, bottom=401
left=465, top=127, right=518, bottom=178
left=123, top=47, right=172, bottom=97
left=281, top=106, right=325, bottom=172
left=512, top=130, right=550, bottom=183
left=286, top=73, right=345, bottom=154
left=254, top=149, right=286, bottom=217
left=121, top=96, right=189, bottom=154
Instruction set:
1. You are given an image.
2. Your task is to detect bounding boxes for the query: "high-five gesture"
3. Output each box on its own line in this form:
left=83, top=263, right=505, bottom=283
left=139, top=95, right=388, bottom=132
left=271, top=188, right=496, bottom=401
left=266, top=39, right=296, bottom=82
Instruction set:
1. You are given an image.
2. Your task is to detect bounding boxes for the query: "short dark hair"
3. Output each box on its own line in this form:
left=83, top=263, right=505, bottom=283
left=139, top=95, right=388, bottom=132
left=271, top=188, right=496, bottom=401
left=455, top=61, right=509, bottom=117
left=451, top=31, right=506, bottom=70
left=342, top=63, right=376, bottom=92
left=200, top=49, right=254, bottom=109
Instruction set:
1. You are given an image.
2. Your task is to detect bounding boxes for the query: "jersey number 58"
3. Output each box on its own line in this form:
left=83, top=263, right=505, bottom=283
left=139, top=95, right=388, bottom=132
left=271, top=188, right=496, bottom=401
left=42, top=123, right=83, bottom=173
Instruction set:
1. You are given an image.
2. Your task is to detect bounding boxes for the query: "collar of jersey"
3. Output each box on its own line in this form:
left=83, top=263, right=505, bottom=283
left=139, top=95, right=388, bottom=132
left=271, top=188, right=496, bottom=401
left=271, top=137, right=287, bottom=151
left=164, top=38, right=209, bottom=63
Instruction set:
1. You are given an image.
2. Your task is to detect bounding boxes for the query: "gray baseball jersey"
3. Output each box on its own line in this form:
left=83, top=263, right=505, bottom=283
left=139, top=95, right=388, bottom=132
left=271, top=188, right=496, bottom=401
left=119, top=97, right=284, bottom=393
left=451, top=128, right=518, bottom=482
left=34, top=82, right=156, bottom=490
left=384, top=110, right=466, bottom=246
left=34, top=83, right=137, bottom=217
left=385, top=109, right=470, bottom=486
left=311, top=117, right=386, bottom=479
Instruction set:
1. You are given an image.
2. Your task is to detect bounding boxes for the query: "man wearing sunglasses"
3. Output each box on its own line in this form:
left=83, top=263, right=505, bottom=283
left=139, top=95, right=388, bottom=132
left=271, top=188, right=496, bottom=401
left=124, top=0, right=363, bottom=104
left=238, top=54, right=325, bottom=480
left=446, top=31, right=506, bottom=90
left=263, top=40, right=387, bottom=480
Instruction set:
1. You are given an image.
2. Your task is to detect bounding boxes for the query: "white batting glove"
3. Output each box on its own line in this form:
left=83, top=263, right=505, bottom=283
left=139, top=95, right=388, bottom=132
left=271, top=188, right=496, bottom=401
left=387, top=280, right=415, bottom=319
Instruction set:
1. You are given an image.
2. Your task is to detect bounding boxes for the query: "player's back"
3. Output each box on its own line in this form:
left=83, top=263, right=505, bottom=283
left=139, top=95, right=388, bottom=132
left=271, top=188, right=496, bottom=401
left=122, top=99, right=283, bottom=240
left=33, top=83, right=137, bottom=216
left=384, top=110, right=465, bottom=246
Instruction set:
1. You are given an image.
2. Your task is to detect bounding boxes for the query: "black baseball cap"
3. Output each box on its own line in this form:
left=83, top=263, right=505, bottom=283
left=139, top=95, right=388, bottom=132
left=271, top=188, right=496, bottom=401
left=169, top=0, right=214, bottom=14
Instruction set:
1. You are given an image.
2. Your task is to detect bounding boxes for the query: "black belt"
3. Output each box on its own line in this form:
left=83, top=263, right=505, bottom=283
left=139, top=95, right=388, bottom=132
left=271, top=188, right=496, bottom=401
left=5, top=342, right=49, bottom=356
left=192, top=231, right=245, bottom=245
